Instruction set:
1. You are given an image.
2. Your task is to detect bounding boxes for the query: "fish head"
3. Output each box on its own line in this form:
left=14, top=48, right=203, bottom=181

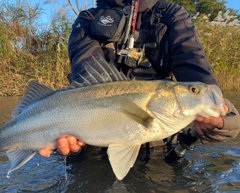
left=172, top=82, right=226, bottom=118
left=147, top=81, right=226, bottom=132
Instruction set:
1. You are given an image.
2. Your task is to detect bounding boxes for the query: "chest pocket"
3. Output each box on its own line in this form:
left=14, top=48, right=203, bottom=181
left=91, top=7, right=127, bottom=42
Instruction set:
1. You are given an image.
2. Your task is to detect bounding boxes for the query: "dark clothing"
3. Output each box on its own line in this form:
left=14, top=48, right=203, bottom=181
left=97, top=0, right=159, bottom=12
left=68, top=0, right=218, bottom=86
left=68, top=0, right=240, bottom=154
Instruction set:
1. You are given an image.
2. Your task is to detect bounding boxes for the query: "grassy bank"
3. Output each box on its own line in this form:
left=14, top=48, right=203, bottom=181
left=0, top=1, right=72, bottom=96
left=197, top=24, right=240, bottom=91
left=0, top=10, right=240, bottom=96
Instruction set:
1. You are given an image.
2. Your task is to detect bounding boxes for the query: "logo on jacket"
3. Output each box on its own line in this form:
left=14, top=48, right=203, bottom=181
left=76, top=23, right=81, bottom=28
left=98, top=16, right=114, bottom=26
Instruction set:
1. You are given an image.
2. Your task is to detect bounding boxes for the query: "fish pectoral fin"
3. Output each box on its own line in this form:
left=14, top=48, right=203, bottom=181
left=118, top=97, right=154, bottom=128
left=6, top=150, right=37, bottom=175
left=107, top=143, right=141, bottom=180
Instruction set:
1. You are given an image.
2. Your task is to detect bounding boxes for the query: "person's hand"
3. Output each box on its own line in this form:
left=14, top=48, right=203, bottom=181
left=194, top=99, right=240, bottom=144
left=39, top=136, right=86, bottom=157
left=194, top=103, right=229, bottom=144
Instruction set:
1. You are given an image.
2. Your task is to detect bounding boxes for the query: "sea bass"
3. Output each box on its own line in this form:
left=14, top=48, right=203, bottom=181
left=0, top=56, right=226, bottom=180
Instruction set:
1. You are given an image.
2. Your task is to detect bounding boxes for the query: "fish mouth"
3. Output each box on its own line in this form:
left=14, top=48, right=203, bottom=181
left=205, top=84, right=226, bottom=117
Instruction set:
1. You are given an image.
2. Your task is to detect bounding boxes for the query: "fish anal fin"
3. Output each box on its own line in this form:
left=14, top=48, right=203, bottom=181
left=6, top=150, right=37, bottom=175
left=107, top=143, right=141, bottom=180
left=12, top=81, right=55, bottom=117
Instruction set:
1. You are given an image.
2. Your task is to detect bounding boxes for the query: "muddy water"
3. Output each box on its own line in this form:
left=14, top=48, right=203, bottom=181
left=0, top=92, right=240, bottom=193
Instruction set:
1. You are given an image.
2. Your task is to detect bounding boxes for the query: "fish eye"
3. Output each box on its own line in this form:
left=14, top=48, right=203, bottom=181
left=188, top=85, right=200, bottom=94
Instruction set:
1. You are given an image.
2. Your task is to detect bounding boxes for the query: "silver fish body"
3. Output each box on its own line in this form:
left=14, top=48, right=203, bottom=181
left=0, top=57, right=226, bottom=180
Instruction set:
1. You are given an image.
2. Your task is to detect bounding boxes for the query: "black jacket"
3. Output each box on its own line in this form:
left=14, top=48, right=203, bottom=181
left=67, top=0, right=240, bottom=149
left=68, top=0, right=219, bottom=85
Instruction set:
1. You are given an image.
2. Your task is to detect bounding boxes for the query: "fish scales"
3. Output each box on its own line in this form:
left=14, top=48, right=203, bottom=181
left=0, top=55, right=226, bottom=180
left=0, top=81, right=161, bottom=150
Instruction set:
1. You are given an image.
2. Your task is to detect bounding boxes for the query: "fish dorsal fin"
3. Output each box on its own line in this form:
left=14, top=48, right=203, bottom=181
left=68, top=80, right=85, bottom=89
left=107, top=143, right=141, bottom=180
left=6, top=150, right=37, bottom=176
left=90, top=55, right=128, bottom=82
left=69, top=54, right=128, bottom=88
left=12, top=81, right=55, bottom=117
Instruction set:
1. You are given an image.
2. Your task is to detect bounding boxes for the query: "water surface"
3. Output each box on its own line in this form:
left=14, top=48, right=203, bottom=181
left=0, top=92, right=240, bottom=193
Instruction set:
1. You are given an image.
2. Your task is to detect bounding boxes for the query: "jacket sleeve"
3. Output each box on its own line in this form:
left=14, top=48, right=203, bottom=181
left=161, top=3, right=219, bottom=86
left=68, top=8, right=105, bottom=82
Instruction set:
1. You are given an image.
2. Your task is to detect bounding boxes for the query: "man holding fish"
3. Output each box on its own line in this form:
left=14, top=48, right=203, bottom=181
left=2, top=0, right=240, bottom=181
left=40, top=0, right=239, bottom=162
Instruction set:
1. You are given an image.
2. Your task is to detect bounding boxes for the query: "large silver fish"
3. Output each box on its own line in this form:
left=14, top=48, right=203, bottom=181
left=0, top=56, right=226, bottom=180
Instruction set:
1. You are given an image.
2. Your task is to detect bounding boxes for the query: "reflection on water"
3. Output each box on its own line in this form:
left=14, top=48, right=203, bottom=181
left=0, top=92, right=240, bottom=193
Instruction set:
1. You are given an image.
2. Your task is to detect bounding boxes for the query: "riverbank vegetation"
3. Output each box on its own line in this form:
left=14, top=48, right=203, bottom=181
left=0, top=0, right=240, bottom=96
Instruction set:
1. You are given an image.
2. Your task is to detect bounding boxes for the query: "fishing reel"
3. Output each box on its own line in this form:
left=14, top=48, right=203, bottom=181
left=164, top=128, right=199, bottom=162
left=117, top=46, right=149, bottom=68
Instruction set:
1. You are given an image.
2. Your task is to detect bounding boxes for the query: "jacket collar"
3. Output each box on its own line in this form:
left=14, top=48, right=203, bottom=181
left=96, top=0, right=159, bottom=12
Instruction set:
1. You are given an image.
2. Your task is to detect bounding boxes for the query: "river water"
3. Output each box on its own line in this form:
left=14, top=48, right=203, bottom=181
left=0, top=92, right=240, bottom=193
